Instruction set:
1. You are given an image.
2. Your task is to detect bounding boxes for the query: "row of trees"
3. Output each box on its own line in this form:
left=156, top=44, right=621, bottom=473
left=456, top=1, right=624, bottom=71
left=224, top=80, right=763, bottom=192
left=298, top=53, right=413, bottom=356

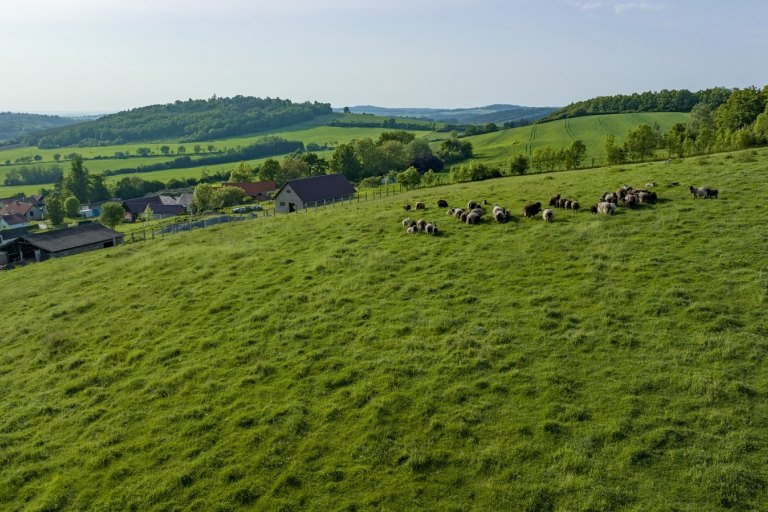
left=545, top=87, right=733, bottom=121
left=605, top=85, right=768, bottom=163
left=27, top=96, right=332, bottom=148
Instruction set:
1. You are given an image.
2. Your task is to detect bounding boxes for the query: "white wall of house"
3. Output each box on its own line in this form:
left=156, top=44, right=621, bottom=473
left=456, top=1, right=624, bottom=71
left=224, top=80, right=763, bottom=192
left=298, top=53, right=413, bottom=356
left=273, top=185, right=305, bottom=213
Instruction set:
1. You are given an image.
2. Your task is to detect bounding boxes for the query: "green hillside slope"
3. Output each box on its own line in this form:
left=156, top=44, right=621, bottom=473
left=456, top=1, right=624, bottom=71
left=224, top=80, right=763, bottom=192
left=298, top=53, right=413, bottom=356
left=465, top=112, right=690, bottom=166
left=0, top=113, right=82, bottom=144
left=2, top=148, right=767, bottom=510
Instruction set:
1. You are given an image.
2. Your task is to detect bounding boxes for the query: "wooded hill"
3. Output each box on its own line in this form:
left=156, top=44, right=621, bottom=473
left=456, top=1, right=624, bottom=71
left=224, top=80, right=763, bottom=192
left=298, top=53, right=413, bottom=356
left=0, top=112, right=82, bottom=145
left=543, top=87, right=735, bottom=121
left=24, top=96, right=332, bottom=149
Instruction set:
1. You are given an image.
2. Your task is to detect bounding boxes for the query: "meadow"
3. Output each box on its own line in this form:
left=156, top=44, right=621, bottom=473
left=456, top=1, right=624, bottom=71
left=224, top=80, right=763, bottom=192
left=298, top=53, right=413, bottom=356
left=1, top=147, right=767, bottom=510
left=0, top=113, right=686, bottom=197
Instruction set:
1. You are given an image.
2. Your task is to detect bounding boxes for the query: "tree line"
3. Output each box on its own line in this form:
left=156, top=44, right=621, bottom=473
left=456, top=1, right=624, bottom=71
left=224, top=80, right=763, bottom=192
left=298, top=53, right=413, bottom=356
left=24, top=96, right=331, bottom=148
left=543, top=87, right=733, bottom=121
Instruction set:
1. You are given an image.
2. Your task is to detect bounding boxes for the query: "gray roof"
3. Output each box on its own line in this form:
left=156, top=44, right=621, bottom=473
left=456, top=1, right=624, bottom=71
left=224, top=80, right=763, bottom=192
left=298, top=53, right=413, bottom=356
left=22, top=223, right=124, bottom=253
left=277, top=174, right=356, bottom=203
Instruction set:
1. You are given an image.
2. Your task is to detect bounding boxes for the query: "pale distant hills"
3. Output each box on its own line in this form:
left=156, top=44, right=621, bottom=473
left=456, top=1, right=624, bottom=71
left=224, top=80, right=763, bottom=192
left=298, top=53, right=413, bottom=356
left=334, top=104, right=559, bottom=125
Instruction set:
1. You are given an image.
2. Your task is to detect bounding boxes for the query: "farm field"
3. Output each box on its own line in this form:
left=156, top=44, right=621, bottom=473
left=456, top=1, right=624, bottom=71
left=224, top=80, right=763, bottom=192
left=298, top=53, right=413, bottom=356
left=0, top=113, right=687, bottom=197
left=1, top=147, right=767, bottom=510
left=465, top=112, right=691, bottom=167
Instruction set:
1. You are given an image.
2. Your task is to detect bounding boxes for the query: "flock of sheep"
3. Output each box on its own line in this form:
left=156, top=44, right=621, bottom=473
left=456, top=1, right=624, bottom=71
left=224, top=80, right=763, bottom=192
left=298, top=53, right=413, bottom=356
left=401, top=182, right=718, bottom=234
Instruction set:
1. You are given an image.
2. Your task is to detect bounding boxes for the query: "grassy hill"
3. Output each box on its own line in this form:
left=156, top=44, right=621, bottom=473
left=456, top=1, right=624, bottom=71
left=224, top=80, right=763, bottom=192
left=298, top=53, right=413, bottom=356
left=1, top=113, right=688, bottom=197
left=464, top=112, right=690, bottom=167
left=339, top=105, right=558, bottom=124
left=2, top=147, right=767, bottom=510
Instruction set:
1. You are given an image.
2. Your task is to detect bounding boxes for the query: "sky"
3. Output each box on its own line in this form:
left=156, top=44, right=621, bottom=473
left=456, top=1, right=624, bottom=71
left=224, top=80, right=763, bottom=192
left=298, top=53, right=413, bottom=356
left=1, top=0, right=766, bottom=113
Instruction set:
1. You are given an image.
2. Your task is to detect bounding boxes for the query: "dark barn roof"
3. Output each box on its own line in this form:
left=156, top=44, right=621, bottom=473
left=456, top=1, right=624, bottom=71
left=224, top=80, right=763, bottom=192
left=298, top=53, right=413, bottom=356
left=278, top=174, right=356, bottom=203
left=123, top=202, right=186, bottom=216
left=23, top=223, right=123, bottom=253
left=222, top=181, right=276, bottom=198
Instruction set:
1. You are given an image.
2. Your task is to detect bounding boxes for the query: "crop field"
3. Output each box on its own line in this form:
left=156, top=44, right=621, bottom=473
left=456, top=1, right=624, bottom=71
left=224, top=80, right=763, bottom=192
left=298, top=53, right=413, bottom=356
left=1, top=147, right=767, bottom=510
left=466, top=112, right=690, bottom=167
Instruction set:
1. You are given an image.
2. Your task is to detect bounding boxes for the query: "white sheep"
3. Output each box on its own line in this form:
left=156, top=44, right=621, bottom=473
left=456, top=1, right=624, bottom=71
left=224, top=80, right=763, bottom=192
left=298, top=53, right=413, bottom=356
left=542, top=209, right=554, bottom=222
left=597, top=201, right=616, bottom=215
left=402, top=217, right=411, bottom=227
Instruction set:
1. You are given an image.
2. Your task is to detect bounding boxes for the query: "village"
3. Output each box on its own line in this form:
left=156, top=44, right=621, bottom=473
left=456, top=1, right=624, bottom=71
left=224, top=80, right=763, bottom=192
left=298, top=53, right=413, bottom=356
left=0, top=173, right=357, bottom=268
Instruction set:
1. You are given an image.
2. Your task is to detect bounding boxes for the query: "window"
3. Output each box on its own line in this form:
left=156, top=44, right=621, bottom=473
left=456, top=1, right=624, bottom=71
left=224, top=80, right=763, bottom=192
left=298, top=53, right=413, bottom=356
left=279, top=202, right=285, bottom=206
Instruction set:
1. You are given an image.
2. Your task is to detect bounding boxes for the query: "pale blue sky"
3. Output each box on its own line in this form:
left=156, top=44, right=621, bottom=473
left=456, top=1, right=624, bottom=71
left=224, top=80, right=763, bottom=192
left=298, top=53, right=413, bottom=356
left=2, top=0, right=766, bottom=113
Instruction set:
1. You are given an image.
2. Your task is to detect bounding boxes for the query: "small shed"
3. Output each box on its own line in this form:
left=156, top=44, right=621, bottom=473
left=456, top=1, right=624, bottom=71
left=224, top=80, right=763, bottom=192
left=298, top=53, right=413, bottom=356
left=273, top=174, right=356, bottom=213
left=122, top=196, right=186, bottom=221
left=0, top=223, right=124, bottom=264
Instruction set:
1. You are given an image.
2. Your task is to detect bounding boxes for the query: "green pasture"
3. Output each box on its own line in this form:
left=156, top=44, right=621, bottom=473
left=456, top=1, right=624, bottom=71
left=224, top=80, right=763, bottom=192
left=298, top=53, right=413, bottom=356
left=466, top=112, right=691, bottom=166
left=1, top=147, right=767, bottom=510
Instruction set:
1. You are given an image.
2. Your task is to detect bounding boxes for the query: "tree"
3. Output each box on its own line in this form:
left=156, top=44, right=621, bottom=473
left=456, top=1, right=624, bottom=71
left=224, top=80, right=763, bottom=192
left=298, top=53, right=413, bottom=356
left=64, top=196, right=81, bottom=218
left=215, top=186, right=245, bottom=207
left=160, top=145, right=171, bottom=155
left=45, top=196, right=65, bottom=225
left=378, top=130, right=415, bottom=146
left=136, top=147, right=151, bottom=157
left=343, top=106, right=351, bottom=113
left=509, top=154, right=529, bottom=175
left=34, top=155, right=42, bottom=162
left=299, top=152, right=329, bottom=176
left=280, top=155, right=310, bottom=182
left=229, top=161, right=253, bottom=182
left=207, top=144, right=216, bottom=153
left=53, top=153, right=61, bottom=162
left=437, top=137, right=473, bottom=163
left=330, top=143, right=364, bottom=181
left=603, top=134, right=626, bottom=165
left=422, top=169, right=436, bottom=185
left=142, top=204, right=154, bottom=224
left=715, top=86, right=765, bottom=133
left=192, top=183, right=217, bottom=213
left=177, top=146, right=187, bottom=155
left=397, top=166, right=421, bottom=189
left=62, top=155, right=90, bottom=202
left=193, top=144, right=202, bottom=154
left=99, top=202, right=124, bottom=228
left=623, top=124, right=658, bottom=162
left=566, top=140, right=587, bottom=169
left=258, top=158, right=282, bottom=183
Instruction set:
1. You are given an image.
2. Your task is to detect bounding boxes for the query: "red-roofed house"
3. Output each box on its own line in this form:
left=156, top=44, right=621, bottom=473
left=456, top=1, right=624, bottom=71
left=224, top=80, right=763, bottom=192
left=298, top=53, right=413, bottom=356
left=0, top=201, right=45, bottom=221
left=221, top=181, right=276, bottom=201
left=0, top=213, right=31, bottom=231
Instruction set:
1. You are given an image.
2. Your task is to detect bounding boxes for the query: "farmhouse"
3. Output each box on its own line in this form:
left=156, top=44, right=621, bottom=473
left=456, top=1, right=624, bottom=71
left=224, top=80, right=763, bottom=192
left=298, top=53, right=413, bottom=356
left=122, top=196, right=187, bottom=221
left=0, top=213, right=31, bottom=231
left=0, top=223, right=124, bottom=265
left=273, top=174, right=356, bottom=213
left=221, top=181, right=276, bottom=201
left=0, top=201, right=45, bottom=221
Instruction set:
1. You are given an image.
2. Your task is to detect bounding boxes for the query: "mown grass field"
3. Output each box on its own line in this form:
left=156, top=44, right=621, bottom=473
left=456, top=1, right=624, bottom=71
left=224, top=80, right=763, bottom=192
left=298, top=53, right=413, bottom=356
left=1, top=147, right=767, bottom=510
left=1, top=113, right=685, bottom=197
left=466, top=112, right=690, bottom=167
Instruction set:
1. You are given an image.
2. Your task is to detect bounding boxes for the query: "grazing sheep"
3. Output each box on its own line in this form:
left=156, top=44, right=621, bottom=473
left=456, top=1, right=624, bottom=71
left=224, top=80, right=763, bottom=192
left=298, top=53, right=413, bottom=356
left=616, top=185, right=632, bottom=201
left=548, top=194, right=561, bottom=207
left=602, top=192, right=618, bottom=204
left=570, top=200, right=580, bottom=211
left=596, top=201, right=616, bottom=215
left=402, top=217, right=411, bottom=227
left=482, top=199, right=490, bottom=206
left=415, top=202, right=426, bottom=210
left=432, top=224, right=440, bottom=236
left=407, top=226, right=418, bottom=234
left=563, top=200, right=572, bottom=209
left=437, top=199, right=449, bottom=208
left=542, top=209, right=554, bottom=222
left=467, top=200, right=478, bottom=210
left=636, top=190, right=657, bottom=204
left=494, top=209, right=510, bottom=223
left=460, top=212, right=469, bottom=223
left=523, top=202, right=542, bottom=218
left=425, top=222, right=435, bottom=235
left=470, top=207, right=486, bottom=217
left=646, top=182, right=657, bottom=188
left=557, top=198, right=568, bottom=208
left=416, top=219, right=427, bottom=232
left=623, top=194, right=638, bottom=209
left=707, top=188, right=719, bottom=198
left=454, top=208, right=465, bottom=219
left=466, top=212, right=481, bottom=225
left=492, top=204, right=504, bottom=216
left=590, top=204, right=598, bottom=214
left=404, top=204, right=412, bottom=211
left=689, top=186, right=710, bottom=199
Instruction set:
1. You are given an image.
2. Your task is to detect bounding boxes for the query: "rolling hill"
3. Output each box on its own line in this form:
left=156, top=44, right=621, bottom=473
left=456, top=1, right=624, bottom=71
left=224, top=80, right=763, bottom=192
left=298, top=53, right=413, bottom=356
left=1, top=147, right=767, bottom=510
left=0, top=113, right=84, bottom=145
left=337, top=104, right=559, bottom=124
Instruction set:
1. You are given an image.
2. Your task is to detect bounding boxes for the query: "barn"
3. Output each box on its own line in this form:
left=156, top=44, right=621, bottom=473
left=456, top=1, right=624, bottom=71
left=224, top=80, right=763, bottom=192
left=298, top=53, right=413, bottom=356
left=0, top=223, right=124, bottom=265
left=272, top=174, right=356, bottom=213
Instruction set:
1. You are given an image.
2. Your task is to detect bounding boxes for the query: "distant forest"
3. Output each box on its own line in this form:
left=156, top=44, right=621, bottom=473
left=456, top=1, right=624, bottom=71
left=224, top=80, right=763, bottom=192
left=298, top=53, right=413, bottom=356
left=24, top=96, right=332, bottom=148
left=0, top=112, right=80, bottom=144
left=543, top=87, right=734, bottom=121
